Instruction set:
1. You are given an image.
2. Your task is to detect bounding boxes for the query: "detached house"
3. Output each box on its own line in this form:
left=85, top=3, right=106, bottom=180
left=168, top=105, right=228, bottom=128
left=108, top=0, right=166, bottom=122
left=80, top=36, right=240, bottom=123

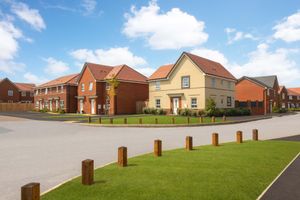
left=235, top=75, right=279, bottom=115
left=76, top=63, right=148, bottom=115
left=34, top=74, right=79, bottom=112
left=0, top=78, right=35, bottom=103
left=148, top=52, right=237, bottom=114
left=287, top=88, right=300, bottom=108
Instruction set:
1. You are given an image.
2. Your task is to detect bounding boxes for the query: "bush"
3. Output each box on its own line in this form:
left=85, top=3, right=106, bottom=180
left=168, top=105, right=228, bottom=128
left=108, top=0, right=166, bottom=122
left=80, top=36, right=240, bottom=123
left=157, top=109, right=166, bottom=115
left=39, top=108, right=49, bottom=113
left=205, top=98, right=217, bottom=117
left=178, top=108, right=192, bottom=116
left=142, top=107, right=166, bottom=115
left=58, top=109, right=66, bottom=114
left=273, top=107, right=287, bottom=113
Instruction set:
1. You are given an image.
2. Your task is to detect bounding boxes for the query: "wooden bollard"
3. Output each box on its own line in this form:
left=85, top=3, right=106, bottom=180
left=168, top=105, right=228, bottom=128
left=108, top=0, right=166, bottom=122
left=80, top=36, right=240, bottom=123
left=212, top=133, right=219, bottom=146
left=252, top=129, right=258, bottom=141
left=98, top=117, right=102, bottom=124
left=172, top=117, right=175, bottom=124
left=21, top=183, right=40, bottom=200
left=154, top=140, right=162, bottom=157
left=88, top=116, right=91, bottom=123
left=236, top=131, right=243, bottom=143
left=222, top=115, right=226, bottom=122
left=211, top=116, right=215, bottom=123
left=82, top=159, right=94, bottom=185
left=139, top=118, right=142, bottom=124
left=186, top=136, right=193, bottom=151
left=110, top=118, right=113, bottom=124
left=199, top=116, right=203, bottom=123
left=155, top=118, right=158, bottom=124
left=124, top=118, right=127, bottom=124
left=187, top=117, right=190, bottom=124
left=118, top=147, right=127, bottom=167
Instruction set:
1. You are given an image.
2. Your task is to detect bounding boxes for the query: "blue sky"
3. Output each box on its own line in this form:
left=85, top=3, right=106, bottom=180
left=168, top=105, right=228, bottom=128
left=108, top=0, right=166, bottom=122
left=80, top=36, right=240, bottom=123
left=0, top=0, right=300, bottom=87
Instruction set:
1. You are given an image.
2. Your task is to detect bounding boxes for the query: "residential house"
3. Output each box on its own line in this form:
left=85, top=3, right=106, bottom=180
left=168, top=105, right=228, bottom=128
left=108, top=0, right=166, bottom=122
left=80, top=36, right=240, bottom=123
left=278, top=86, right=288, bottom=109
left=148, top=52, right=237, bottom=114
left=0, top=78, right=35, bottom=103
left=287, top=88, right=300, bottom=108
left=34, top=74, right=79, bottom=112
left=76, top=63, right=148, bottom=115
left=235, top=75, right=279, bottom=115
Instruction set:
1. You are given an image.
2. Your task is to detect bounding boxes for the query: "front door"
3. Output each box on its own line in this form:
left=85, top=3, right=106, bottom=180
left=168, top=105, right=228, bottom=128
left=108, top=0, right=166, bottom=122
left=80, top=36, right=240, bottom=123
left=49, top=100, right=52, bottom=111
left=79, top=100, right=83, bottom=114
left=270, top=101, right=273, bottom=113
left=91, top=99, right=95, bottom=114
left=172, top=97, right=179, bottom=115
left=55, top=100, right=59, bottom=111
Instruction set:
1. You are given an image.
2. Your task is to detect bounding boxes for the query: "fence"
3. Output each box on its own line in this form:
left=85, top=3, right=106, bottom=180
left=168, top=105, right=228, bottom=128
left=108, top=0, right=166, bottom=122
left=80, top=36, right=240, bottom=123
left=0, top=103, right=34, bottom=112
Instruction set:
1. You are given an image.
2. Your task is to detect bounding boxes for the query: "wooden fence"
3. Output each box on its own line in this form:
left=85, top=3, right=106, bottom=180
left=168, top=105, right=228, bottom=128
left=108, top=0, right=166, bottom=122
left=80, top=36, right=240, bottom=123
left=0, top=103, right=34, bottom=112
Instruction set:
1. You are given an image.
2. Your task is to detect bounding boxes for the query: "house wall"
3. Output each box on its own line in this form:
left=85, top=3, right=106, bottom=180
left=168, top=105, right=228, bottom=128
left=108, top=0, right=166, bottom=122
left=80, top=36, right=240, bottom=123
left=149, top=55, right=235, bottom=113
left=278, top=88, right=288, bottom=109
left=19, top=91, right=34, bottom=103
left=0, top=79, right=20, bottom=103
left=288, top=95, right=300, bottom=108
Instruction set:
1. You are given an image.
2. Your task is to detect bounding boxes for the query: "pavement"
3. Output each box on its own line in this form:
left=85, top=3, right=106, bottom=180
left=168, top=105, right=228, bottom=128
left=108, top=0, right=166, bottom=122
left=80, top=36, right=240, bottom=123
left=0, top=113, right=300, bottom=200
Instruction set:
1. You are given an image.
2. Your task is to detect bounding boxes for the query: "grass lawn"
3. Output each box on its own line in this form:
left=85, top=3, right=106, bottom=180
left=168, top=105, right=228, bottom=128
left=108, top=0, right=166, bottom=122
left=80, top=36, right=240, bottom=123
left=42, top=140, right=300, bottom=200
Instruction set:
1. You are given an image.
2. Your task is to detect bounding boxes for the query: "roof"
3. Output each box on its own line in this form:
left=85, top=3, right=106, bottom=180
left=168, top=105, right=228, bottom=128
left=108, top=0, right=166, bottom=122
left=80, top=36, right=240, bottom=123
left=148, top=52, right=236, bottom=81
left=85, top=63, right=114, bottom=81
left=287, top=88, right=300, bottom=96
left=149, top=64, right=174, bottom=80
left=15, top=83, right=35, bottom=92
left=250, top=75, right=278, bottom=88
left=38, top=73, right=79, bottom=88
left=278, top=86, right=286, bottom=93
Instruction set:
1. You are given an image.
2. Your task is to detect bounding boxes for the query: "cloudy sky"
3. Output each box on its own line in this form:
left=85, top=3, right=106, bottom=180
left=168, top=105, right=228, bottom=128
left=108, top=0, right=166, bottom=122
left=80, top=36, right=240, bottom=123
left=0, top=0, right=300, bottom=86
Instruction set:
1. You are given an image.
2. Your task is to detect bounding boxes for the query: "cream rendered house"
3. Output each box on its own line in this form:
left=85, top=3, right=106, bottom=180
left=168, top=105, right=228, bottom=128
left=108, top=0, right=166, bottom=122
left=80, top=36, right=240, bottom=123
left=148, top=52, right=237, bottom=114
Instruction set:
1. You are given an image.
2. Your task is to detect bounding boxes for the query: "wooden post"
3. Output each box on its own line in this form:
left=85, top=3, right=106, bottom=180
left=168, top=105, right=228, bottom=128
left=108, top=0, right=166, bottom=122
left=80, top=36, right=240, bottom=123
left=222, top=115, right=226, bottom=122
left=21, top=183, right=40, bottom=200
left=98, top=117, right=101, bottom=124
left=186, top=136, right=193, bottom=151
left=154, top=140, right=162, bottom=157
left=187, top=117, right=190, bottom=124
left=124, top=118, right=127, bottom=124
left=110, top=118, right=113, bottom=124
left=81, top=159, right=94, bottom=185
left=139, top=118, right=142, bottom=124
left=211, top=116, right=215, bottom=123
left=199, top=116, right=203, bottom=123
left=212, top=133, right=219, bottom=146
left=236, top=131, right=243, bottom=143
left=252, top=129, right=258, bottom=141
left=118, top=147, right=127, bottom=167
left=155, top=118, right=158, bottom=124
left=172, top=117, right=175, bottom=124
left=88, top=116, right=91, bottom=123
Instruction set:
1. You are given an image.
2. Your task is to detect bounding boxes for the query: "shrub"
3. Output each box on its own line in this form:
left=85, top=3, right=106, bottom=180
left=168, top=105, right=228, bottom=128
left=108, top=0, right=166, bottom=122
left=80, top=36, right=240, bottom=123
left=205, top=98, right=217, bottom=117
left=58, top=109, right=66, bottom=114
left=178, top=108, right=192, bottom=116
left=39, top=108, right=49, bottom=113
left=198, top=110, right=205, bottom=116
left=157, top=109, right=166, bottom=115
left=142, top=107, right=166, bottom=115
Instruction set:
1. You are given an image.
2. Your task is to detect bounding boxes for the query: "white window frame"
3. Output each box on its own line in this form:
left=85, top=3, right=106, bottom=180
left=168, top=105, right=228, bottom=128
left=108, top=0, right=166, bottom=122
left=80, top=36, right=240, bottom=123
left=60, top=85, right=64, bottom=93
left=89, top=82, right=93, bottom=91
left=282, top=93, right=285, bottom=99
left=56, top=86, right=59, bottom=93
left=181, top=76, right=190, bottom=88
left=45, top=88, right=48, bottom=94
left=289, top=96, right=293, bottom=100
left=8, top=90, right=13, bottom=96
left=155, top=81, right=160, bottom=90
left=81, top=83, right=85, bottom=92
left=21, top=91, right=26, bottom=97
left=191, top=98, right=197, bottom=108
left=60, top=100, right=64, bottom=109
left=155, top=99, right=161, bottom=109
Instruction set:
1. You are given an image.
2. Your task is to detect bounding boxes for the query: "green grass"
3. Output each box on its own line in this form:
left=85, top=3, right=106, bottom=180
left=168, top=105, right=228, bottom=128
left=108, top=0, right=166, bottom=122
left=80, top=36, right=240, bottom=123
left=42, top=140, right=300, bottom=200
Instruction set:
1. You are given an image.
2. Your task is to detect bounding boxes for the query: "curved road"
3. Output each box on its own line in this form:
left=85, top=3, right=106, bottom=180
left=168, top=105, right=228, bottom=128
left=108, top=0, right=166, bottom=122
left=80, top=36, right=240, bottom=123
left=0, top=113, right=299, bottom=200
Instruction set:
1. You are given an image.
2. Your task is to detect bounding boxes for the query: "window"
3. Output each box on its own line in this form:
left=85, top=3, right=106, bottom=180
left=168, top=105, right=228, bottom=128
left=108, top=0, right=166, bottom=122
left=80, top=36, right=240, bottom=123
left=211, top=78, right=216, bottom=88
left=289, top=96, right=293, bottom=100
left=45, top=101, right=48, bottom=108
left=8, top=90, right=13, bottom=96
left=181, top=76, right=190, bottom=88
left=21, top=91, right=26, bottom=97
left=106, top=83, right=110, bottom=90
left=35, top=101, right=39, bottom=108
left=251, top=102, right=257, bottom=107
left=267, top=89, right=270, bottom=96
left=155, top=81, right=160, bottom=90
left=35, top=90, right=39, bottom=95
left=155, top=99, right=161, bottom=108
left=298, top=96, right=300, bottom=100
left=227, top=81, right=231, bottom=89
left=221, top=98, right=224, bottom=104
left=105, top=96, right=110, bottom=110
left=56, top=86, right=59, bottom=93
left=60, top=100, right=64, bottom=108
left=45, top=88, right=48, bottom=94
left=227, top=96, right=232, bottom=107
left=60, top=85, right=64, bottom=93
left=89, top=82, right=93, bottom=91
left=282, top=93, right=285, bottom=99
left=191, top=98, right=197, bottom=108
left=221, top=80, right=224, bottom=85
left=81, top=83, right=85, bottom=92
left=282, top=103, right=286, bottom=108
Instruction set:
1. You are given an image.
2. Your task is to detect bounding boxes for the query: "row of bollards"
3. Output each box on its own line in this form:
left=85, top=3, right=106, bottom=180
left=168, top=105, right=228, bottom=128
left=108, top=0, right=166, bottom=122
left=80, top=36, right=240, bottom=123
left=21, top=129, right=259, bottom=200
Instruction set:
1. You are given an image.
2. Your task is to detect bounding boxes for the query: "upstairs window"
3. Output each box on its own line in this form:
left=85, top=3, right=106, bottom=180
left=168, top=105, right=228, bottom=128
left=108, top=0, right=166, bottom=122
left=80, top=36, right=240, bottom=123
left=8, top=90, right=13, bottom=96
left=181, top=76, right=190, bottom=88
left=155, top=81, right=160, bottom=90
left=89, top=82, right=93, bottom=91
left=56, top=86, right=59, bottom=93
left=191, top=98, right=197, bottom=108
left=227, top=81, right=231, bottom=89
left=45, top=88, right=48, bottom=94
left=21, top=91, right=26, bottom=97
left=211, top=78, right=216, bottom=88
left=289, top=96, right=293, bottom=100
left=282, top=93, right=285, bottom=99
left=81, top=83, right=85, bottom=92
left=60, top=85, right=64, bottom=93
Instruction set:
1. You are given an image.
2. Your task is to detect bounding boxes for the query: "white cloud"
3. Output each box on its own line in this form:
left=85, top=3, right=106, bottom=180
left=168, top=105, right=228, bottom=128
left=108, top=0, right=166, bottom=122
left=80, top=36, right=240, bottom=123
left=81, top=0, right=97, bottom=14
left=225, top=27, right=257, bottom=44
left=11, top=2, right=46, bottom=31
left=24, top=72, right=48, bottom=84
left=44, top=57, right=70, bottom=75
left=0, top=60, right=25, bottom=74
left=273, top=11, right=300, bottom=42
left=123, top=0, right=208, bottom=50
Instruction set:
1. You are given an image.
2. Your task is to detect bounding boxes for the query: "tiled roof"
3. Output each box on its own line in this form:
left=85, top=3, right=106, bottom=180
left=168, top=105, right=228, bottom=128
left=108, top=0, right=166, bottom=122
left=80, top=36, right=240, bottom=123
left=250, top=75, right=277, bottom=88
left=149, top=52, right=236, bottom=81
left=15, top=83, right=35, bottom=91
left=278, top=86, right=284, bottom=93
left=287, top=88, right=300, bottom=96
left=38, top=73, right=79, bottom=88
left=148, top=64, right=174, bottom=80
left=86, top=63, right=114, bottom=81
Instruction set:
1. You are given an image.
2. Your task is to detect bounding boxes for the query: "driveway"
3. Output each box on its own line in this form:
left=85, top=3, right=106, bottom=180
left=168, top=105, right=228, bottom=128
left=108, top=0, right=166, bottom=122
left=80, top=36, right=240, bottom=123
left=0, top=113, right=300, bottom=200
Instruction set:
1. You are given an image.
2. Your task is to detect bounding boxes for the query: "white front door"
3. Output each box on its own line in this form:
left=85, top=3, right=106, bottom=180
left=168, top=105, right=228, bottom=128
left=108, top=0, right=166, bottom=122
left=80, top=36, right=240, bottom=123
left=49, top=100, right=52, bottom=111
left=91, top=99, right=95, bottom=114
left=173, top=98, right=179, bottom=115
left=79, top=100, right=83, bottom=114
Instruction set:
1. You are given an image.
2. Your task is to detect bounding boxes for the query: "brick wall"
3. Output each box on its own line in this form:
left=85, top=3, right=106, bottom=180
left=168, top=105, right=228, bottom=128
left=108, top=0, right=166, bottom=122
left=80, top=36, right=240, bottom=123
left=0, top=79, right=20, bottom=103
left=19, top=91, right=34, bottom=103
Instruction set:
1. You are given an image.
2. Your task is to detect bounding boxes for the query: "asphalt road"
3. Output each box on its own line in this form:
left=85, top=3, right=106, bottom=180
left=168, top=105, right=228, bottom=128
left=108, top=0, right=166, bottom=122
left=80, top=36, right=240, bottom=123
left=0, top=113, right=300, bottom=200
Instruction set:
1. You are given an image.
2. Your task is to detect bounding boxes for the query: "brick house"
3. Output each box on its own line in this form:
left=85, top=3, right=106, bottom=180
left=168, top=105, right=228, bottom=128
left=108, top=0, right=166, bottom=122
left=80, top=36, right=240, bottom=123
left=287, top=88, right=300, bottom=109
left=76, top=62, right=148, bottom=115
left=34, top=74, right=79, bottom=112
left=0, top=78, right=35, bottom=103
left=278, top=86, right=288, bottom=109
left=235, top=75, right=279, bottom=115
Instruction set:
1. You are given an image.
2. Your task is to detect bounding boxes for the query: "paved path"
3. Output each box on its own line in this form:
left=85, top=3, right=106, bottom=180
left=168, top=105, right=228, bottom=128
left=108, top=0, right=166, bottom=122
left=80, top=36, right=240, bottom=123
left=0, top=113, right=300, bottom=200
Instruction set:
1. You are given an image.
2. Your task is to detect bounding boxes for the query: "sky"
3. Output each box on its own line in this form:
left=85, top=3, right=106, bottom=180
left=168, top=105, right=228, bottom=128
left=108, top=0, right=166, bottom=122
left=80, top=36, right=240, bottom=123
left=0, top=0, right=300, bottom=87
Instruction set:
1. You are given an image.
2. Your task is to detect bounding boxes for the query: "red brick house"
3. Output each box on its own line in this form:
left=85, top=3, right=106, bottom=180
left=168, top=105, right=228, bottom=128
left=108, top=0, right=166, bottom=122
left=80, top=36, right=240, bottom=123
left=287, top=88, right=300, bottom=109
left=0, top=78, right=35, bottom=103
left=278, top=86, right=288, bottom=109
left=76, top=62, right=148, bottom=115
left=34, top=74, right=79, bottom=112
left=235, top=75, right=279, bottom=115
